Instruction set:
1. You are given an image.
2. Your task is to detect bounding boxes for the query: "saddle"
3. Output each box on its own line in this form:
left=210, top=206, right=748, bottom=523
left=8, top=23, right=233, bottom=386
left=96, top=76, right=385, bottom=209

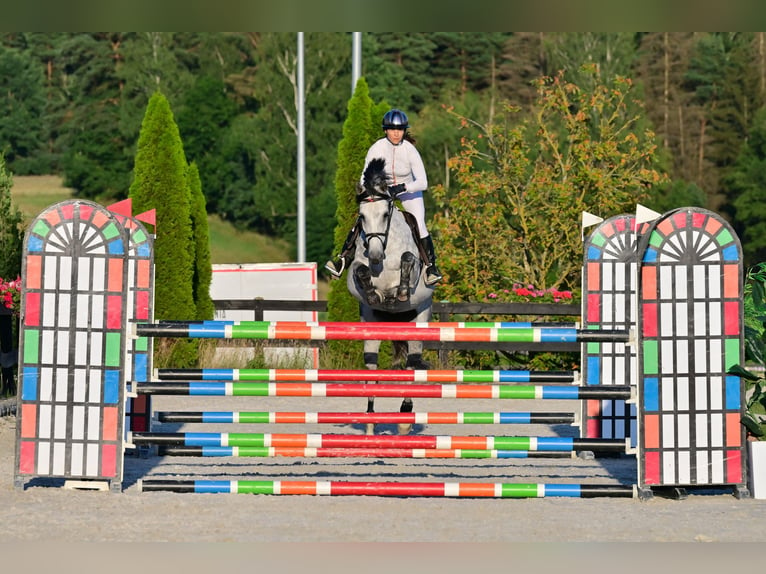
left=399, top=209, right=429, bottom=264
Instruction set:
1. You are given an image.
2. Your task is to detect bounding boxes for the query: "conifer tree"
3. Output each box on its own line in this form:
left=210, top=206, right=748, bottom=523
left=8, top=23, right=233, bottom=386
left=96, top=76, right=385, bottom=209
left=325, top=78, right=382, bottom=365
left=188, top=161, right=215, bottom=321
left=129, top=91, right=196, bottom=322
left=0, top=154, right=23, bottom=280
left=729, top=107, right=766, bottom=266
left=327, top=78, right=377, bottom=324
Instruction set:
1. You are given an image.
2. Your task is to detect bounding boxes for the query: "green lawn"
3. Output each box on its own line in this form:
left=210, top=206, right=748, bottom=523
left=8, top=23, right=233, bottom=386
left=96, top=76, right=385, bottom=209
left=11, top=175, right=293, bottom=265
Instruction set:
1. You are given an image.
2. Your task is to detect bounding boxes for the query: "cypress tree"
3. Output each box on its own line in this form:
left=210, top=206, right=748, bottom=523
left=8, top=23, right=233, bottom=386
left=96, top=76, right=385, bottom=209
left=129, top=91, right=196, bottom=322
left=325, top=78, right=380, bottom=365
left=188, top=161, right=215, bottom=321
left=327, top=77, right=375, bottom=323
left=0, top=154, right=23, bottom=280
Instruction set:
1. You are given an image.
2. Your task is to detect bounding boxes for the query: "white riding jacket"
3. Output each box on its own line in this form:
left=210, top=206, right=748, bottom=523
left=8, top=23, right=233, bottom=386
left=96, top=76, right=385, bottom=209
left=361, top=137, right=428, bottom=195
left=361, top=137, right=429, bottom=237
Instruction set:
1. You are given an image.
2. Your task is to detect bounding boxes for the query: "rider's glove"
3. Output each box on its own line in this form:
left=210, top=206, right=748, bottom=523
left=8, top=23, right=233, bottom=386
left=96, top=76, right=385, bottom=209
left=388, top=183, right=406, bottom=196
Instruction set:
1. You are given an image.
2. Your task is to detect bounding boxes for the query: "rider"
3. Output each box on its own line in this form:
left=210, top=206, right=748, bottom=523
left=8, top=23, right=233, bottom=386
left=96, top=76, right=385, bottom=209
left=325, top=108, right=443, bottom=286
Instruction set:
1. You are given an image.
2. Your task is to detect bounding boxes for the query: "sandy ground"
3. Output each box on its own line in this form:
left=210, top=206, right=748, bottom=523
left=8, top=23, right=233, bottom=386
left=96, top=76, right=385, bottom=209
left=1, top=391, right=765, bottom=553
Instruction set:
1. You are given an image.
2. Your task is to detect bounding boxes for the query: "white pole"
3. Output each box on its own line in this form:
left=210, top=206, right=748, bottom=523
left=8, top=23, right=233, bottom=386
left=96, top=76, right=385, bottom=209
left=297, top=32, right=306, bottom=263
left=352, top=32, right=362, bottom=94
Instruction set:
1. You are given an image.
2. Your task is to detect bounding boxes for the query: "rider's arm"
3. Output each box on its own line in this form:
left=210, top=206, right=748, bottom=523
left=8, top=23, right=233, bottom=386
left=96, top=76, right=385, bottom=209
left=403, top=142, right=428, bottom=194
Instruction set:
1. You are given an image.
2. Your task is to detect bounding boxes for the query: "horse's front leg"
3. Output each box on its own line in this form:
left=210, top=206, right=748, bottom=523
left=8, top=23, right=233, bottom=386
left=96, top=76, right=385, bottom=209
left=396, top=251, right=416, bottom=302
left=355, top=264, right=381, bottom=305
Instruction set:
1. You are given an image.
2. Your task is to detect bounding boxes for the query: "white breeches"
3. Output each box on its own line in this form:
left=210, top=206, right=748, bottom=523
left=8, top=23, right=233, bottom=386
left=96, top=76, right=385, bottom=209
left=399, top=191, right=428, bottom=238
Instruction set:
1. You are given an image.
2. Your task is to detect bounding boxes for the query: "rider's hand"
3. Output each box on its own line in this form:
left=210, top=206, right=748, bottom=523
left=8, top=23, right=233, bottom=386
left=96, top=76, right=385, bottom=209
left=388, top=183, right=406, bottom=196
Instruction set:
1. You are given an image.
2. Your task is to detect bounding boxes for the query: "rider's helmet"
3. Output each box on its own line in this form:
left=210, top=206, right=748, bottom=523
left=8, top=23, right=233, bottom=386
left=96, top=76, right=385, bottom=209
left=382, top=109, right=409, bottom=131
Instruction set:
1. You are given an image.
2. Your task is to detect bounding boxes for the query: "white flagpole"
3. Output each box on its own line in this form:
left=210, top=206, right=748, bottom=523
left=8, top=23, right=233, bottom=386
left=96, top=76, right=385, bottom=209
left=297, top=32, right=306, bottom=262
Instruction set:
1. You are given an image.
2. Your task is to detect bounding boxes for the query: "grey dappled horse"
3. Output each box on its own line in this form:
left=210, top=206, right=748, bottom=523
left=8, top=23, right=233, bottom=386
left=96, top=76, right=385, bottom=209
left=347, top=158, right=434, bottom=435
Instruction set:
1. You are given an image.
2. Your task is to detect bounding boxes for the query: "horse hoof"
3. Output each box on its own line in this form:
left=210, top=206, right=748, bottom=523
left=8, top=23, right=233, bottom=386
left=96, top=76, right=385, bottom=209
left=398, top=424, right=412, bottom=435
left=396, top=290, right=409, bottom=302
left=366, top=423, right=375, bottom=436
left=367, top=294, right=381, bottom=305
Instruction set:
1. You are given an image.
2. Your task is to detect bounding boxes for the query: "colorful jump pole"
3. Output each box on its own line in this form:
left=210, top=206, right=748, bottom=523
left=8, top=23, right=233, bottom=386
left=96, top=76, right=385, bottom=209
left=135, top=381, right=633, bottom=400
left=137, top=479, right=636, bottom=498
left=156, top=368, right=577, bottom=383
left=156, top=445, right=575, bottom=459
left=130, top=431, right=627, bottom=452
left=135, top=320, right=629, bottom=343
left=154, top=410, right=577, bottom=425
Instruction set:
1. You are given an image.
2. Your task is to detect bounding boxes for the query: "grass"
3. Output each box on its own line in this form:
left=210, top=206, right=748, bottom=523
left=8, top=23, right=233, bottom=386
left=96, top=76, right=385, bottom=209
left=10, top=175, right=75, bottom=221
left=4, top=175, right=335, bottom=377
left=207, top=214, right=292, bottom=264
left=10, top=174, right=331, bottom=300
left=11, top=175, right=294, bottom=265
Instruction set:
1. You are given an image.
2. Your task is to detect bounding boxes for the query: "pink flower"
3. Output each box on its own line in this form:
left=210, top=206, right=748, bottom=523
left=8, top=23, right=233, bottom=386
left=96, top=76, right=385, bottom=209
left=0, top=275, right=21, bottom=313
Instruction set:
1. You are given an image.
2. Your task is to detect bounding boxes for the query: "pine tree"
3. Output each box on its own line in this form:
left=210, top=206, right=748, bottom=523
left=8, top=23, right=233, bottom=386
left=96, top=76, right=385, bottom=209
left=635, top=33, right=708, bottom=207
left=57, top=33, right=134, bottom=201
left=364, top=33, right=436, bottom=111
left=129, top=91, right=196, bottom=322
left=0, top=43, right=48, bottom=174
left=729, top=107, right=766, bottom=266
left=497, top=32, right=548, bottom=108
left=188, top=161, right=215, bottom=321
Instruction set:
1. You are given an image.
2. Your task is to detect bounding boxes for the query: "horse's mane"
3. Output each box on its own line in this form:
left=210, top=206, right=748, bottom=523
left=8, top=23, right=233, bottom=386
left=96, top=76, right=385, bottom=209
left=362, top=158, right=389, bottom=194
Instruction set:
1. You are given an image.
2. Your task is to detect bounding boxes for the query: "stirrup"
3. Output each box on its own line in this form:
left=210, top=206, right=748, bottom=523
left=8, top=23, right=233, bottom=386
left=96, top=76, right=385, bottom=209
left=425, top=265, right=442, bottom=286
left=324, top=257, right=346, bottom=278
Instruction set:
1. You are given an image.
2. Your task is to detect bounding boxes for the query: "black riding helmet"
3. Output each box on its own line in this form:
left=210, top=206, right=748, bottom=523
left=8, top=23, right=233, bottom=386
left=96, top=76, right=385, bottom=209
left=382, top=109, right=409, bottom=130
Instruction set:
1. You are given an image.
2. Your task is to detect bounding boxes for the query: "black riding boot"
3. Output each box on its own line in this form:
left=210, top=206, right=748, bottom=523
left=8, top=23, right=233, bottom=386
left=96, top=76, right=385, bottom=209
left=324, top=221, right=360, bottom=278
left=422, top=235, right=443, bottom=286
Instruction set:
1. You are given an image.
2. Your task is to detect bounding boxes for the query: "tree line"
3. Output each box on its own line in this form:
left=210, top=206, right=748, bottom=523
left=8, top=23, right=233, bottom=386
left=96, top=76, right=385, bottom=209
left=2, top=32, right=766, bottom=269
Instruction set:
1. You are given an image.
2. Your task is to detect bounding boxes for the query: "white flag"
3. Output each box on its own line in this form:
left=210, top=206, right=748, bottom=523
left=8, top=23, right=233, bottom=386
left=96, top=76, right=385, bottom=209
left=581, top=211, right=604, bottom=241
left=635, top=204, right=662, bottom=226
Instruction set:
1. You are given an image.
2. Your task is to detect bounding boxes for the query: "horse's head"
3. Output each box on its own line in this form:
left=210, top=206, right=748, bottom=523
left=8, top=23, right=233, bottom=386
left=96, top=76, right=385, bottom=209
left=356, top=158, right=394, bottom=266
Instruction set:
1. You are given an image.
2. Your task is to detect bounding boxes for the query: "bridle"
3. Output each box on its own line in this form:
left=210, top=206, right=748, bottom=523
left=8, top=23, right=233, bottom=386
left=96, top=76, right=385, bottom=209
left=357, top=187, right=395, bottom=253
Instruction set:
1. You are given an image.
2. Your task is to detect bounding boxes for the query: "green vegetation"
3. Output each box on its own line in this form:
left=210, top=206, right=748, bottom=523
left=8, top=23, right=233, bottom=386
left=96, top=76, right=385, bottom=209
left=432, top=68, right=666, bottom=294
left=2, top=32, right=764, bottom=373
left=729, top=263, right=766, bottom=440
left=8, top=175, right=71, bottom=222
left=206, top=214, right=291, bottom=264
left=327, top=78, right=377, bottom=321
left=2, top=32, right=765, bottom=272
left=325, top=77, right=378, bottom=362
left=0, top=155, right=23, bottom=279
left=188, top=162, right=215, bottom=321
left=129, top=91, right=196, bottom=323
left=10, top=175, right=293, bottom=265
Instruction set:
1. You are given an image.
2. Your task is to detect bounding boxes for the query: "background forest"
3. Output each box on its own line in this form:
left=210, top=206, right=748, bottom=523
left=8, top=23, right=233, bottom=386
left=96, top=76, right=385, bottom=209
left=1, top=31, right=766, bottom=274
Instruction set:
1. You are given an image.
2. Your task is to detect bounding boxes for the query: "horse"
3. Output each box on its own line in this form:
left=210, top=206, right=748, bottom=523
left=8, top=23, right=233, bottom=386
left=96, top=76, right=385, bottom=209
left=346, top=157, right=435, bottom=435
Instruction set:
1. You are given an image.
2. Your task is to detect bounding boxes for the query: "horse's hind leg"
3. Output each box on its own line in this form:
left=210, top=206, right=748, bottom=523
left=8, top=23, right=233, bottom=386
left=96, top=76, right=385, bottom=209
left=397, top=252, right=416, bottom=302
left=363, top=338, right=381, bottom=436
left=398, top=398, right=413, bottom=435
left=398, top=306, right=433, bottom=435
left=387, top=340, right=417, bottom=435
